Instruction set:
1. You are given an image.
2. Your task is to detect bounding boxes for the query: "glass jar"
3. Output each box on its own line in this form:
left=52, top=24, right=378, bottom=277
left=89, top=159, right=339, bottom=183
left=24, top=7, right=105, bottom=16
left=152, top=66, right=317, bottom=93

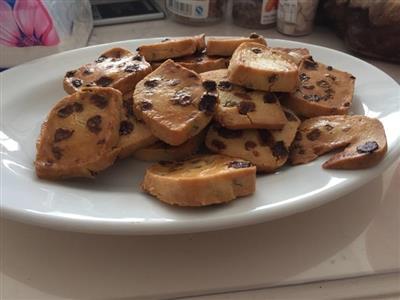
left=165, top=0, right=226, bottom=25
left=232, top=0, right=278, bottom=29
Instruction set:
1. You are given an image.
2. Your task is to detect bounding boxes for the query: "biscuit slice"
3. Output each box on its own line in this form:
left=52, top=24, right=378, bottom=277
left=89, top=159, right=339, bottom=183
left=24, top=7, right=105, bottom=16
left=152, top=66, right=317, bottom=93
left=63, top=47, right=152, bottom=95
left=206, top=33, right=267, bottom=57
left=134, top=132, right=204, bottom=162
left=290, top=115, right=387, bottom=169
left=35, top=87, right=122, bottom=179
left=272, top=47, right=311, bottom=65
left=205, top=110, right=301, bottom=172
left=142, top=154, right=256, bottom=206
left=281, top=58, right=356, bottom=117
left=201, top=69, right=286, bottom=129
left=151, top=52, right=229, bottom=73
left=117, top=93, right=157, bottom=159
left=137, top=34, right=206, bottom=61
left=228, top=42, right=298, bottom=92
left=133, top=59, right=218, bottom=146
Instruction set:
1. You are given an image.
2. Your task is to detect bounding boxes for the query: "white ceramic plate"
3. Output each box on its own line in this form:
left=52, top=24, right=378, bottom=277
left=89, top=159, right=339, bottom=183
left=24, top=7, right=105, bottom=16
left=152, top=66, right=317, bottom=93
left=1, top=38, right=399, bottom=235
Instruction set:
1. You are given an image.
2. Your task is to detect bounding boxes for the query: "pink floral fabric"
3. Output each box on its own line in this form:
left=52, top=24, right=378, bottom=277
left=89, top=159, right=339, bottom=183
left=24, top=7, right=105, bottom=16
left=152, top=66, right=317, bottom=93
left=0, top=0, right=60, bottom=47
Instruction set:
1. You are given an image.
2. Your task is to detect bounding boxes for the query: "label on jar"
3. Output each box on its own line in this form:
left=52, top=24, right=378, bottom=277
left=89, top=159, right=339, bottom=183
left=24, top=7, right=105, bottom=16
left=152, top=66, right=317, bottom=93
left=277, top=0, right=298, bottom=24
left=260, top=0, right=278, bottom=25
left=167, top=0, right=209, bottom=19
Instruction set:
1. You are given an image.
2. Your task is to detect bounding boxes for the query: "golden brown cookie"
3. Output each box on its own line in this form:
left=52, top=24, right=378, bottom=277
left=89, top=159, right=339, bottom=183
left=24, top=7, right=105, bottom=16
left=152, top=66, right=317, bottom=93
left=228, top=42, right=299, bottom=92
left=206, top=33, right=267, bottom=57
left=142, top=154, right=256, bottom=206
left=201, top=69, right=286, bottom=129
left=133, top=59, right=218, bottom=146
left=290, top=115, right=387, bottom=169
left=280, top=58, right=356, bottom=117
left=35, top=87, right=122, bottom=179
left=63, top=47, right=152, bottom=95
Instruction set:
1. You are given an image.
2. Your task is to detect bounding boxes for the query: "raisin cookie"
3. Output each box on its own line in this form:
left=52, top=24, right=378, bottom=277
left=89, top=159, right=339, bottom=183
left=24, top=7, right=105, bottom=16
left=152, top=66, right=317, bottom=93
left=206, top=33, right=267, bottom=57
left=142, top=154, right=256, bottom=206
left=35, top=87, right=122, bottom=179
left=63, top=47, right=151, bottom=95
left=290, top=115, right=387, bottom=169
left=201, top=69, right=286, bottom=129
left=133, top=59, right=218, bottom=146
left=281, top=58, right=356, bottom=117
left=117, top=92, right=157, bottom=159
left=205, top=110, right=301, bottom=172
left=137, top=34, right=206, bottom=61
left=228, top=42, right=298, bottom=92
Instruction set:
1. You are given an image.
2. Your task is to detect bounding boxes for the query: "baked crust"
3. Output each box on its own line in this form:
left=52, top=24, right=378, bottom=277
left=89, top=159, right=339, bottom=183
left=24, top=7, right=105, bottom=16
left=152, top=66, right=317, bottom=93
left=228, top=42, right=299, bottom=92
left=205, top=109, right=301, bottom=172
left=201, top=69, right=286, bottom=129
left=35, top=87, right=122, bottom=179
left=133, top=59, right=217, bottom=146
left=272, top=47, right=311, bottom=65
left=142, top=154, right=256, bottom=206
left=206, top=33, right=267, bottom=57
left=290, top=115, right=387, bottom=169
left=281, top=58, right=356, bottom=117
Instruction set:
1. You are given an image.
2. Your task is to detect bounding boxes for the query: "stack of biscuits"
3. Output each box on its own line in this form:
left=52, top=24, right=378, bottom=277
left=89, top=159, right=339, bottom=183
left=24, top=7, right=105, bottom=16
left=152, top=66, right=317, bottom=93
left=35, top=33, right=387, bottom=207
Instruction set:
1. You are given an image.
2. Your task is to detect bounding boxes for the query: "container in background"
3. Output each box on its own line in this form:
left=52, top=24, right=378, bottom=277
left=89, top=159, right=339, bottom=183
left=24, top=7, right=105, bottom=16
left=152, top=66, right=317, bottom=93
left=232, top=0, right=278, bottom=29
left=277, top=0, right=319, bottom=36
left=165, top=0, right=226, bottom=25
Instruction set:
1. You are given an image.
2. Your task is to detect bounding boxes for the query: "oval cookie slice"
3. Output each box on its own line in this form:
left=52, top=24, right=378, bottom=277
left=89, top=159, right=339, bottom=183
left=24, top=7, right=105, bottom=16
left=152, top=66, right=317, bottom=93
left=35, top=87, right=122, bottom=179
left=228, top=42, right=299, bottom=92
left=281, top=58, right=356, bottom=117
left=290, top=115, right=387, bottom=169
left=63, top=47, right=151, bottom=95
left=142, top=155, right=256, bottom=206
left=205, top=110, right=301, bottom=172
left=133, top=59, right=218, bottom=146
left=201, top=69, right=286, bottom=130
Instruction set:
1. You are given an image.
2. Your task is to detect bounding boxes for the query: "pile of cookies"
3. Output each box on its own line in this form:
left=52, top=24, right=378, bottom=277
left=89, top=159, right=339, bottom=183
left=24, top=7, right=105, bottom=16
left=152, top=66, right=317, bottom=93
left=35, top=33, right=388, bottom=207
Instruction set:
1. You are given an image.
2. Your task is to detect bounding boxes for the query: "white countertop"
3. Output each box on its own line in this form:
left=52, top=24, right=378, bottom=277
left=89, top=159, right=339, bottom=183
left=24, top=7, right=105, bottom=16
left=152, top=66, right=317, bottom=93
left=1, top=17, right=400, bottom=300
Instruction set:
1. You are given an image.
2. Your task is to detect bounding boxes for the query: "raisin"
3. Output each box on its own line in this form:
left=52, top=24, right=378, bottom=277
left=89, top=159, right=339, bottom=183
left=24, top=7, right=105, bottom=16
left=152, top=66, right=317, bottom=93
left=324, top=124, right=334, bottom=131
left=57, top=105, right=74, bottom=118
left=251, top=48, right=262, bottom=54
left=86, top=115, right=102, bottom=133
left=72, top=79, right=82, bottom=88
left=263, top=93, right=277, bottom=103
left=306, top=128, right=321, bottom=141
left=124, top=64, right=140, bottom=73
left=304, top=94, right=322, bottom=102
left=299, top=73, right=310, bottom=82
left=83, top=68, right=92, bottom=75
left=303, top=58, right=318, bottom=70
left=66, top=70, right=76, bottom=78
left=218, top=81, right=233, bottom=91
left=211, top=139, right=226, bottom=150
left=249, top=33, right=260, bottom=38
left=119, top=120, right=134, bottom=135
left=198, top=93, right=217, bottom=113
left=343, top=102, right=351, bottom=107
left=202, top=80, right=217, bottom=92
left=90, top=94, right=108, bottom=109
left=171, top=90, right=192, bottom=106
left=95, top=76, right=113, bottom=87
left=144, top=78, right=159, bottom=88
left=356, top=141, right=379, bottom=154
left=327, top=66, right=333, bottom=71
left=216, top=126, right=243, bottom=139
left=228, top=161, right=253, bottom=168
left=272, top=141, right=288, bottom=159
left=238, top=101, right=255, bottom=114
left=350, top=75, right=356, bottom=80
left=245, top=141, right=257, bottom=150
left=140, top=101, right=153, bottom=111
left=268, top=74, right=278, bottom=83
left=95, top=55, right=107, bottom=63
left=123, top=99, right=134, bottom=117
left=52, top=146, right=63, bottom=160
left=284, top=111, right=297, bottom=122
left=54, top=128, right=74, bottom=142
left=258, top=129, right=274, bottom=147
left=132, top=55, right=142, bottom=61
left=73, top=102, right=83, bottom=112
left=316, top=80, right=330, bottom=89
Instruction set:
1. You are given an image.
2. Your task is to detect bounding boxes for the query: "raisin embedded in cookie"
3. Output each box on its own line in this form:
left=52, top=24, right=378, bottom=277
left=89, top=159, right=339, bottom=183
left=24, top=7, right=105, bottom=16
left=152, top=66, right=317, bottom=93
left=63, top=47, right=151, bottom=95
left=133, top=59, right=218, bottom=146
left=35, top=87, right=122, bottom=179
left=205, top=109, right=301, bottom=172
left=280, top=59, right=356, bottom=117
left=206, top=33, right=267, bottom=57
left=289, top=115, right=387, bottom=169
left=141, top=154, right=256, bottom=206
left=228, top=42, right=298, bottom=92
left=201, top=69, right=286, bottom=130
